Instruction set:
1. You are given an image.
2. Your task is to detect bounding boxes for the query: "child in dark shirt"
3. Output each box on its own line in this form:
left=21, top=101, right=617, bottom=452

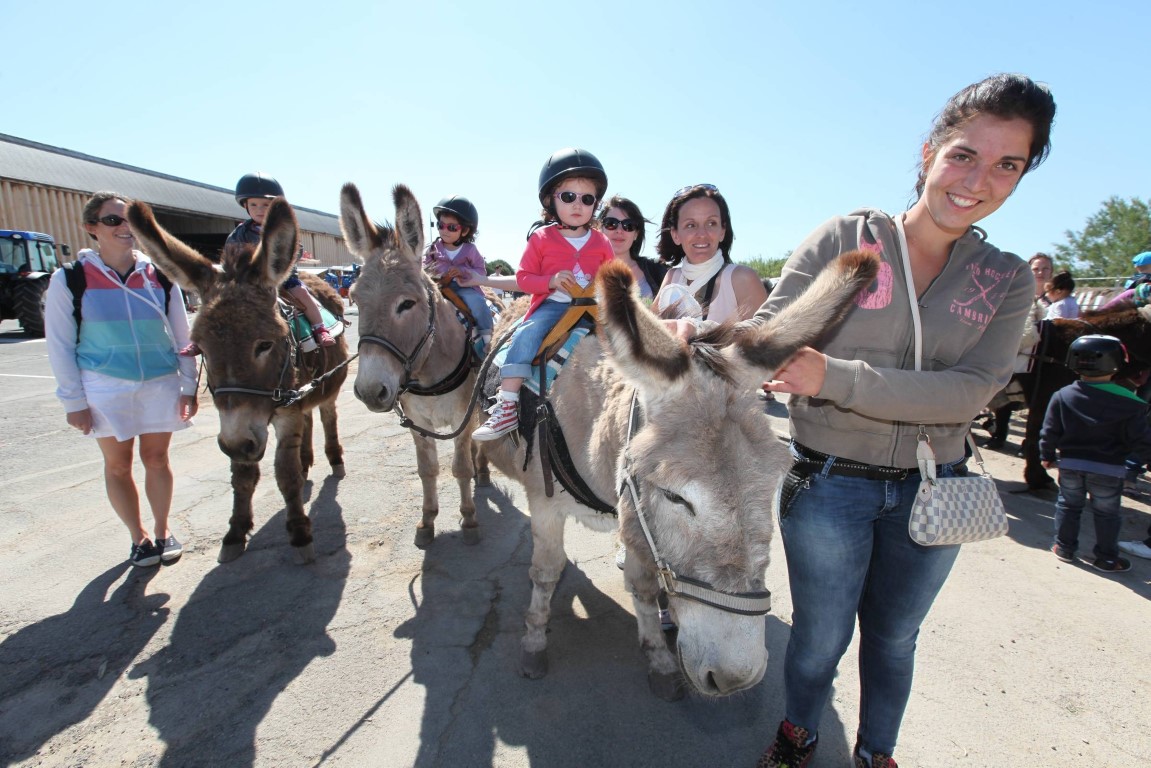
left=1040, top=335, right=1151, bottom=572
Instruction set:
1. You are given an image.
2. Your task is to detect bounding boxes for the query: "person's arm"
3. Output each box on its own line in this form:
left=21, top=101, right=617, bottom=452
left=166, top=280, right=199, bottom=400
left=44, top=269, right=93, bottom=432
left=1039, top=395, right=1064, bottom=468
left=730, top=264, right=770, bottom=321
left=457, top=270, right=519, bottom=290
left=763, top=217, right=1035, bottom=424
left=516, top=235, right=562, bottom=294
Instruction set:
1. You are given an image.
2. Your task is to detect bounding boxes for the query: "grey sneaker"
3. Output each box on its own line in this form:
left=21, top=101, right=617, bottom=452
left=130, top=539, right=161, bottom=567
left=157, top=535, right=184, bottom=562
left=1118, top=540, right=1151, bottom=560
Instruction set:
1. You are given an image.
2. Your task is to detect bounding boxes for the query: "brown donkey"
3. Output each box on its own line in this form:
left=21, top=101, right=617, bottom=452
left=127, top=199, right=350, bottom=564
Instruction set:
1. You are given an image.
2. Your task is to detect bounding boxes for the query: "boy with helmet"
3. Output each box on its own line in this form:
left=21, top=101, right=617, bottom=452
left=1040, top=334, right=1151, bottom=572
left=182, top=173, right=335, bottom=353
left=473, top=148, right=614, bottom=441
left=423, top=195, right=494, bottom=352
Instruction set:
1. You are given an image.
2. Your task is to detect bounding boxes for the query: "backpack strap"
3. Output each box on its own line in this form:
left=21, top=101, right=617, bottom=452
left=699, top=264, right=725, bottom=321
left=62, top=261, right=86, bottom=343
left=152, top=266, right=174, bottom=315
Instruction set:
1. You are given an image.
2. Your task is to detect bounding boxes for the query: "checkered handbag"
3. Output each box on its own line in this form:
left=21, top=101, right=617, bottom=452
left=909, top=432, right=1008, bottom=546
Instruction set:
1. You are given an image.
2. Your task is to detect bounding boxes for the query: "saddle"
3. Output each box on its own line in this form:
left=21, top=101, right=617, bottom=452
left=277, top=293, right=345, bottom=354
left=536, top=283, right=597, bottom=360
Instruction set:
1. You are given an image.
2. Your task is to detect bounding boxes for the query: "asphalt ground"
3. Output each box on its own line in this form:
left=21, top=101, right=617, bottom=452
left=1, top=311, right=1148, bottom=767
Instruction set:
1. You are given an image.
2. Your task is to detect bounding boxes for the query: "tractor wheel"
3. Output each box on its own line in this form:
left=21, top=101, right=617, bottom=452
left=15, top=278, right=49, bottom=338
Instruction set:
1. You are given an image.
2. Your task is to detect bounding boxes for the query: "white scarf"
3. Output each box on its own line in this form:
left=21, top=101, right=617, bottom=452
left=679, top=252, right=726, bottom=295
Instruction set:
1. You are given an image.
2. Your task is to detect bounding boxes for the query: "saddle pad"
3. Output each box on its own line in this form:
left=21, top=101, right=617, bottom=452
left=488, top=323, right=591, bottom=396
left=286, top=302, right=344, bottom=353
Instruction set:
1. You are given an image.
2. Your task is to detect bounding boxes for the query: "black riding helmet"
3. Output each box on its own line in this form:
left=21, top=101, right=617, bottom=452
left=537, top=148, right=608, bottom=207
left=235, top=172, right=285, bottom=208
left=432, top=195, right=479, bottom=230
left=1066, top=334, right=1127, bottom=376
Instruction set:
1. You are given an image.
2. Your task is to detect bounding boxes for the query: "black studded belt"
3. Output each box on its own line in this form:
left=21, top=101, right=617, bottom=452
left=792, top=441, right=918, bottom=481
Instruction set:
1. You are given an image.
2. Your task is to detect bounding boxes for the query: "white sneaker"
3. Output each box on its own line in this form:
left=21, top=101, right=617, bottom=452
left=1118, top=540, right=1151, bottom=559
left=615, top=543, right=627, bottom=570
left=473, top=399, right=519, bottom=441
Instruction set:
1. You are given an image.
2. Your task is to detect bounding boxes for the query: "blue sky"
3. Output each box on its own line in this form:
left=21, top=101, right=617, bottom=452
left=3, top=1, right=1147, bottom=273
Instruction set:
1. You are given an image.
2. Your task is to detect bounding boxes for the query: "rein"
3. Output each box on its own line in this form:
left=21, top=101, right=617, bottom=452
left=209, top=303, right=356, bottom=408
left=618, top=392, right=773, bottom=618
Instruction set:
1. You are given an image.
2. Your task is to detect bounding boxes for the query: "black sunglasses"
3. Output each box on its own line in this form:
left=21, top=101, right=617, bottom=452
left=434, top=221, right=462, bottom=232
left=555, top=191, right=597, bottom=206
left=673, top=183, right=719, bottom=198
left=601, top=217, right=639, bottom=233
left=90, top=214, right=128, bottom=227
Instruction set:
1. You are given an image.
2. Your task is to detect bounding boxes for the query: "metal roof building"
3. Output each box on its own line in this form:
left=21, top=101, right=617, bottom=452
left=0, top=133, right=352, bottom=266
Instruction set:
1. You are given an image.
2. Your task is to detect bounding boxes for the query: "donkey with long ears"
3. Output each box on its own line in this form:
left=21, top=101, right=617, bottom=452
left=339, top=183, right=489, bottom=548
left=487, top=250, right=876, bottom=698
left=127, top=199, right=350, bottom=563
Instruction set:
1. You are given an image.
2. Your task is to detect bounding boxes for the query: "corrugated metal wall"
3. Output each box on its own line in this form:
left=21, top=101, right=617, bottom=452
left=0, top=178, right=354, bottom=266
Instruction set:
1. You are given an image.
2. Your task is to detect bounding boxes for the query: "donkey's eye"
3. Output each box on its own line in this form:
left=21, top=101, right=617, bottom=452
left=397, top=299, right=416, bottom=313
left=255, top=341, right=274, bottom=355
left=660, top=489, right=696, bottom=516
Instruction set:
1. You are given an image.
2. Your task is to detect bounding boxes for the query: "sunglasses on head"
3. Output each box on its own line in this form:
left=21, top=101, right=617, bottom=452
left=673, top=183, right=719, bottom=198
left=434, top=221, right=462, bottom=233
left=555, top=191, right=597, bottom=206
left=601, top=216, right=639, bottom=233
left=91, top=214, right=128, bottom=227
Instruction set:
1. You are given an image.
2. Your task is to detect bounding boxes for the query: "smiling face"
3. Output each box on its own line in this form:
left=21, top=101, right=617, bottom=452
left=1029, top=256, right=1053, bottom=296
left=552, top=177, right=597, bottom=230
left=916, top=114, right=1033, bottom=239
left=670, top=197, right=725, bottom=264
left=83, top=198, right=134, bottom=259
left=602, top=206, right=639, bottom=259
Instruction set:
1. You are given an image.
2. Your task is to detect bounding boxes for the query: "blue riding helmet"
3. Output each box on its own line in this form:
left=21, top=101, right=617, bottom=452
left=1132, top=251, right=1151, bottom=268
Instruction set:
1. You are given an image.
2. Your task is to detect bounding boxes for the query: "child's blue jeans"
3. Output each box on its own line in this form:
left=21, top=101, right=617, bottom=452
left=1054, top=467, right=1123, bottom=560
left=499, top=299, right=568, bottom=380
left=448, top=280, right=493, bottom=331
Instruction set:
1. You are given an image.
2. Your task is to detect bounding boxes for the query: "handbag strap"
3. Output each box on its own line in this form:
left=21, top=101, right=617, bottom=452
left=897, top=215, right=989, bottom=481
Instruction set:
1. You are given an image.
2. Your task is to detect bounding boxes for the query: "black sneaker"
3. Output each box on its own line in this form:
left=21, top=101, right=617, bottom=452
left=757, top=720, right=817, bottom=768
left=1051, top=544, right=1074, bottom=563
left=130, top=539, right=161, bottom=567
left=157, top=535, right=183, bottom=562
left=1091, top=556, right=1132, bottom=573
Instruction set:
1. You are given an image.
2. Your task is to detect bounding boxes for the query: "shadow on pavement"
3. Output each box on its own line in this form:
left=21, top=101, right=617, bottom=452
left=0, top=563, right=167, bottom=764
left=135, top=474, right=350, bottom=766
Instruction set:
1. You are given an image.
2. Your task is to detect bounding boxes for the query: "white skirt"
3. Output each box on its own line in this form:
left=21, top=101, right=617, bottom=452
left=80, top=370, right=191, bottom=442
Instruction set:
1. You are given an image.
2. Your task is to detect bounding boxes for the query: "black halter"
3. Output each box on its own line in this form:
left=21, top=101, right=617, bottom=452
left=356, top=283, right=472, bottom=399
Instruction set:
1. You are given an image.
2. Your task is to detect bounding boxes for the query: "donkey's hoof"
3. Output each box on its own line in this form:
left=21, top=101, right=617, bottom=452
left=648, top=670, right=687, bottom=701
left=218, top=542, right=246, bottom=563
left=293, top=542, right=316, bottom=564
left=520, top=649, right=549, bottom=679
left=331, top=463, right=347, bottom=479
left=461, top=525, right=480, bottom=546
left=475, top=470, right=492, bottom=488
left=414, top=525, right=435, bottom=549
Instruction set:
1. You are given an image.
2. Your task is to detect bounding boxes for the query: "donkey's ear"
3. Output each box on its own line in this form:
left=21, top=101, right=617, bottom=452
left=128, top=201, right=217, bottom=296
left=392, top=184, right=424, bottom=258
left=252, top=197, right=300, bottom=288
left=596, top=260, right=692, bottom=392
left=726, top=249, right=880, bottom=387
left=339, top=182, right=386, bottom=258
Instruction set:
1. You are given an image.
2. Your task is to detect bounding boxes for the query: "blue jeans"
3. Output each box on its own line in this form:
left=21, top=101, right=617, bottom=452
left=500, top=300, right=569, bottom=380
left=1053, top=468, right=1123, bottom=560
left=778, top=450, right=964, bottom=755
left=448, top=280, right=493, bottom=331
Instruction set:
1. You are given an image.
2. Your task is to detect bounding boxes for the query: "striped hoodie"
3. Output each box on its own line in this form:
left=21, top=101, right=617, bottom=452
left=45, top=249, right=196, bottom=413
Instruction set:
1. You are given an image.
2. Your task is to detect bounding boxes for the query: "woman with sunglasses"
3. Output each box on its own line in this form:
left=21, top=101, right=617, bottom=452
left=653, top=184, right=767, bottom=323
left=473, top=147, right=614, bottom=441
left=44, top=191, right=198, bottom=568
left=753, top=74, right=1056, bottom=768
left=423, top=195, right=494, bottom=352
left=596, top=196, right=666, bottom=299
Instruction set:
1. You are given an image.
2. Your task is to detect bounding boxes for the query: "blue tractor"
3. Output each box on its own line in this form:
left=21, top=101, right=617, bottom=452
left=0, top=230, right=65, bottom=337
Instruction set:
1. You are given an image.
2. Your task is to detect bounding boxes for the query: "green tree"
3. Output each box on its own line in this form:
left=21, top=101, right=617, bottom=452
left=739, top=253, right=791, bottom=278
left=1053, top=196, right=1151, bottom=278
left=486, top=258, right=514, bottom=276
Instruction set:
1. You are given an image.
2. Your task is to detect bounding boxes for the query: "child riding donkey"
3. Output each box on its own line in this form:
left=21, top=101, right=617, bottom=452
left=472, top=148, right=614, bottom=441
